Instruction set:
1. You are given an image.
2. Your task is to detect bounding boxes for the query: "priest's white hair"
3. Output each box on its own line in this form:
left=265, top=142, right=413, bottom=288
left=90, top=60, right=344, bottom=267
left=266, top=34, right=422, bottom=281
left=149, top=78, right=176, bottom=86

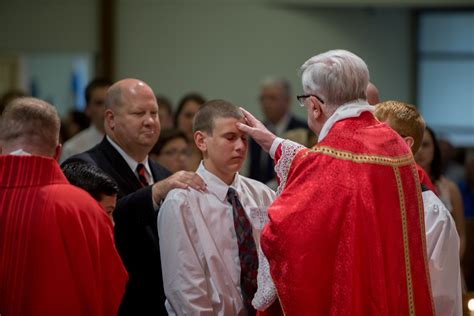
left=300, top=49, right=369, bottom=110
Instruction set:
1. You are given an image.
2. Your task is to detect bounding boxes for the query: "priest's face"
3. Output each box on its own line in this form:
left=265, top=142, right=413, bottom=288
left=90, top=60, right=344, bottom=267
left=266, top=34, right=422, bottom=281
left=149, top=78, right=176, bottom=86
left=199, top=117, right=247, bottom=183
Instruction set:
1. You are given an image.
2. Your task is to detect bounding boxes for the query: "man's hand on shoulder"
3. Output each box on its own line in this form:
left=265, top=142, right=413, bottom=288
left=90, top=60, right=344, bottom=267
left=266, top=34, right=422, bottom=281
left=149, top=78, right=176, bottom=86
left=152, top=171, right=206, bottom=202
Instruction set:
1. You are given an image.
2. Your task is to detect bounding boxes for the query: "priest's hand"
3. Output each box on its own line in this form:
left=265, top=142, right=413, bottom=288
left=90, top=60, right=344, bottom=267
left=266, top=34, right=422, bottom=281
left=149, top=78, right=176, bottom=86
left=152, top=171, right=206, bottom=202
left=236, top=107, right=276, bottom=153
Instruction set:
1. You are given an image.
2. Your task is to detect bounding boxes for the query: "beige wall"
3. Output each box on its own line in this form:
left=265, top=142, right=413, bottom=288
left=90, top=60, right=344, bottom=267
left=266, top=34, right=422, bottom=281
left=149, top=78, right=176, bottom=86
left=0, top=0, right=98, bottom=54
left=1, top=0, right=418, bottom=119
left=116, top=2, right=412, bottom=119
left=116, top=0, right=412, bottom=116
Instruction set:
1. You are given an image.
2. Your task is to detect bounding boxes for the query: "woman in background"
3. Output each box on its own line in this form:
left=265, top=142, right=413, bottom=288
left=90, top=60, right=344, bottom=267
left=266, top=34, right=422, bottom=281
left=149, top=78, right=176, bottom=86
left=174, top=93, right=205, bottom=171
left=150, top=129, right=190, bottom=174
left=415, top=126, right=466, bottom=260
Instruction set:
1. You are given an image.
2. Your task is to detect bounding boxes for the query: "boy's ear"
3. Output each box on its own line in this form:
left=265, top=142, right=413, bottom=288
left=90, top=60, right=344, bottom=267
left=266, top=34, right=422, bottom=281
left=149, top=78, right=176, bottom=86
left=403, top=136, right=415, bottom=150
left=194, top=131, right=207, bottom=152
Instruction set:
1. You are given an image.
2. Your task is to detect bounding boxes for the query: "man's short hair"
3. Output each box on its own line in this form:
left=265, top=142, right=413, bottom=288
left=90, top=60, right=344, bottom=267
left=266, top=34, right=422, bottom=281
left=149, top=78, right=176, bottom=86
left=85, top=78, right=112, bottom=105
left=0, top=97, right=60, bottom=152
left=261, top=78, right=291, bottom=97
left=62, top=162, right=119, bottom=201
left=193, top=99, right=243, bottom=134
left=300, top=49, right=369, bottom=109
left=0, top=89, right=27, bottom=115
left=374, top=100, right=425, bottom=154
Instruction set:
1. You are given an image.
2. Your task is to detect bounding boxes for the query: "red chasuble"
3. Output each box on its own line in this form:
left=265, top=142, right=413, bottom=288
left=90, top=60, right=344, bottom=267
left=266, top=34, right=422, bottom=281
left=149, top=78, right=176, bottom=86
left=261, top=112, right=434, bottom=316
left=0, top=155, right=128, bottom=316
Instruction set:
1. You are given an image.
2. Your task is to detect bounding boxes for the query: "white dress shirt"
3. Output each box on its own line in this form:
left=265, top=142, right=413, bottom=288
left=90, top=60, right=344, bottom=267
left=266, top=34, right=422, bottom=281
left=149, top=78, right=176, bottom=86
left=106, top=136, right=154, bottom=185
left=423, top=190, right=462, bottom=316
left=60, top=125, right=104, bottom=162
left=158, top=162, right=275, bottom=316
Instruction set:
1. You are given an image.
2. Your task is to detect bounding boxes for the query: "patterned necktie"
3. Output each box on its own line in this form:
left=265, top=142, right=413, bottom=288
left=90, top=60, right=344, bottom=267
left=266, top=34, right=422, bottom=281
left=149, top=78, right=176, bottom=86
left=136, top=163, right=148, bottom=187
left=227, top=187, right=258, bottom=316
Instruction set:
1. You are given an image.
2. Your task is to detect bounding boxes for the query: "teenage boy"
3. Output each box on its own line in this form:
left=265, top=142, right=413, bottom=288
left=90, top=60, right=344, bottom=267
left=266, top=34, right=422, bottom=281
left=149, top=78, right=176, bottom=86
left=158, top=100, right=275, bottom=315
left=374, top=100, right=461, bottom=316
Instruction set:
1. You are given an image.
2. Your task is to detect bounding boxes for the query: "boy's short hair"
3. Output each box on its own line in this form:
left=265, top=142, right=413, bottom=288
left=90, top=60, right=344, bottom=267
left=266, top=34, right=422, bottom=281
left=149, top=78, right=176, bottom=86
left=193, top=99, right=243, bottom=134
left=374, top=100, right=425, bottom=154
left=62, top=162, right=119, bottom=201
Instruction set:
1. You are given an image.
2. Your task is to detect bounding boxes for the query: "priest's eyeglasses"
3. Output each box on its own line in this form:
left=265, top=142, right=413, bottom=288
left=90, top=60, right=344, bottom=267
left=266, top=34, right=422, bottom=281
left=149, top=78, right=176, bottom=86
left=297, top=94, right=325, bottom=106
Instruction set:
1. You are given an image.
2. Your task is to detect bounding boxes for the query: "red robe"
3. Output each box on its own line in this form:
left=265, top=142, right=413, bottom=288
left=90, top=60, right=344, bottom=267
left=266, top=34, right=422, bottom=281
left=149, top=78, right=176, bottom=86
left=0, top=155, right=128, bottom=316
left=261, top=112, right=434, bottom=316
left=416, top=163, right=437, bottom=194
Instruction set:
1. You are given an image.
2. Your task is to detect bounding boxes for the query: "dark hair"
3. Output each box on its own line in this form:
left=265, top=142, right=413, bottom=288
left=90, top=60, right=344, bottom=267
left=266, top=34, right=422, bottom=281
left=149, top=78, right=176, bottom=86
left=193, top=99, right=243, bottom=134
left=150, top=128, right=188, bottom=155
left=62, top=162, right=119, bottom=201
left=174, top=93, right=206, bottom=127
left=156, top=95, right=173, bottom=116
left=70, top=110, right=90, bottom=131
left=426, top=126, right=442, bottom=182
left=0, top=90, right=27, bottom=115
left=85, top=78, right=112, bottom=104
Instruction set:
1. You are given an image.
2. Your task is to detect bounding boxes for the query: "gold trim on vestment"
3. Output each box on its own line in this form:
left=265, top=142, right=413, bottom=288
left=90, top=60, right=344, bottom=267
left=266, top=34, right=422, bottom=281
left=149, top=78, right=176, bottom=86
left=410, top=164, right=436, bottom=312
left=394, top=167, right=415, bottom=316
left=306, top=146, right=413, bottom=167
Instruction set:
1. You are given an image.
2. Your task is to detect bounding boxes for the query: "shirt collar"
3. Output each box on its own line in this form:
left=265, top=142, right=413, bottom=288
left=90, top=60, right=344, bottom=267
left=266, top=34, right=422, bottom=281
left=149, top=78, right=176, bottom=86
left=318, top=99, right=374, bottom=142
left=197, top=161, right=241, bottom=202
left=8, top=149, right=32, bottom=156
left=107, top=135, right=153, bottom=183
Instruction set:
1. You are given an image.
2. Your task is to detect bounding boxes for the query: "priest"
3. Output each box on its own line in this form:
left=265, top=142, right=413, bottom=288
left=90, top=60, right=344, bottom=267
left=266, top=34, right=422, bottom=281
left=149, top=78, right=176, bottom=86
left=238, top=50, right=434, bottom=315
left=0, top=97, right=128, bottom=316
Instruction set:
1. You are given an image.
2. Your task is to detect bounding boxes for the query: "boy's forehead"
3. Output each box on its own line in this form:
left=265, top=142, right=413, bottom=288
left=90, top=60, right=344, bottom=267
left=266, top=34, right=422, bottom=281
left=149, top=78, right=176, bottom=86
left=212, top=116, right=245, bottom=132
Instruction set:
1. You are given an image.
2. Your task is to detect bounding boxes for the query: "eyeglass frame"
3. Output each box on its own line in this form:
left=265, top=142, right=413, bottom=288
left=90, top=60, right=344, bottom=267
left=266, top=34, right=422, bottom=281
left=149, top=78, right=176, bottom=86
left=296, top=94, right=325, bottom=106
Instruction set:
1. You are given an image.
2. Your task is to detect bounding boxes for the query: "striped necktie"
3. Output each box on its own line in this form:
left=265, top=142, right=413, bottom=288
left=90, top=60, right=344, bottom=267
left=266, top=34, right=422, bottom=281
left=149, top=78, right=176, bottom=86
left=227, top=187, right=258, bottom=316
left=136, top=163, right=148, bottom=187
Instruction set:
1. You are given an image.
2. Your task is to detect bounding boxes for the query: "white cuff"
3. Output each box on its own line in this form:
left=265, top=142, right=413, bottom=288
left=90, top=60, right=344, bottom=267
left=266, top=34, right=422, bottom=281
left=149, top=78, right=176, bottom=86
left=269, top=137, right=284, bottom=159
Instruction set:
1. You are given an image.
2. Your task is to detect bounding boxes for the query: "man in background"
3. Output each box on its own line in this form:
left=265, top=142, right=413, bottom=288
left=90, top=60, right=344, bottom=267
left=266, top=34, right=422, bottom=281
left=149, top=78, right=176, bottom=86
left=61, top=78, right=112, bottom=161
left=248, top=78, right=307, bottom=183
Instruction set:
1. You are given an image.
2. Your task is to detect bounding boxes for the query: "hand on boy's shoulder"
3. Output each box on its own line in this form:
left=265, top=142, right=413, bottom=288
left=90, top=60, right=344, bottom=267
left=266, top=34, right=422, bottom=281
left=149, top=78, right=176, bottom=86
left=152, top=171, right=206, bottom=202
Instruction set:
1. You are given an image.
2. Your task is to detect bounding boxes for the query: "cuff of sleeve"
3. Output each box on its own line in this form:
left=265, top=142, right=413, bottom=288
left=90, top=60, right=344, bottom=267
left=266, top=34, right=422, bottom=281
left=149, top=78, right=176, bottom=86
left=152, top=197, right=162, bottom=212
left=269, top=137, right=284, bottom=159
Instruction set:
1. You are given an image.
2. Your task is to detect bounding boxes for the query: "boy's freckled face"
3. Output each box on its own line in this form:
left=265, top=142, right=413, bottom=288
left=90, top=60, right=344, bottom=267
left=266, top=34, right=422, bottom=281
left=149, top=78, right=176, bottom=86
left=203, top=117, right=248, bottom=179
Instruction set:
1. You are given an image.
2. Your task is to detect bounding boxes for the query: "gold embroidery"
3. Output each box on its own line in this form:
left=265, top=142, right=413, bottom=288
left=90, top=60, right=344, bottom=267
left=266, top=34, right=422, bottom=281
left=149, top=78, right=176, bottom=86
left=411, top=165, right=436, bottom=312
left=394, top=167, right=415, bottom=316
left=306, top=146, right=413, bottom=167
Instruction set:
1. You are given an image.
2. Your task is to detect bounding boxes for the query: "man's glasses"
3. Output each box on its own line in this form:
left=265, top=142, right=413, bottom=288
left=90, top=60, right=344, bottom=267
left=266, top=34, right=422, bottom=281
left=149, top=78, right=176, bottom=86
left=296, top=94, right=325, bottom=107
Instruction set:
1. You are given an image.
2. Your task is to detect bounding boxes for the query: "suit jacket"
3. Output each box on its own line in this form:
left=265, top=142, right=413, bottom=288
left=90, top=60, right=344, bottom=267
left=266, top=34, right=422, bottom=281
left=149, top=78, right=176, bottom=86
left=249, top=115, right=307, bottom=183
left=62, top=137, right=171, bottom=315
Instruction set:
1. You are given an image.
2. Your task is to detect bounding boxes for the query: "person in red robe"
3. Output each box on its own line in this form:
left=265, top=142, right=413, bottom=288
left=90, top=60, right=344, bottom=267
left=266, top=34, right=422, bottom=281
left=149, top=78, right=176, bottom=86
left=0, top=97, right=128, bottom=316
left=238, top=50, right=434, bottom=315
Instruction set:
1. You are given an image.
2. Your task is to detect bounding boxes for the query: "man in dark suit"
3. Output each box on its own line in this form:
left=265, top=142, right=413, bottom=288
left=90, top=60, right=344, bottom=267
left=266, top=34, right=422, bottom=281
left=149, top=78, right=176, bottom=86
left=62, top=78, right=205, bottom=315
left=249, top=78, right=307, bottom=183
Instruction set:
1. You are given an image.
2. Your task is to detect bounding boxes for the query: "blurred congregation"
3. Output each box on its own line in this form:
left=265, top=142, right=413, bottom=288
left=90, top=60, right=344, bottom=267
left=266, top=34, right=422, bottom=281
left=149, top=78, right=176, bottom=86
left=0, top=0, right=473, bottom=315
